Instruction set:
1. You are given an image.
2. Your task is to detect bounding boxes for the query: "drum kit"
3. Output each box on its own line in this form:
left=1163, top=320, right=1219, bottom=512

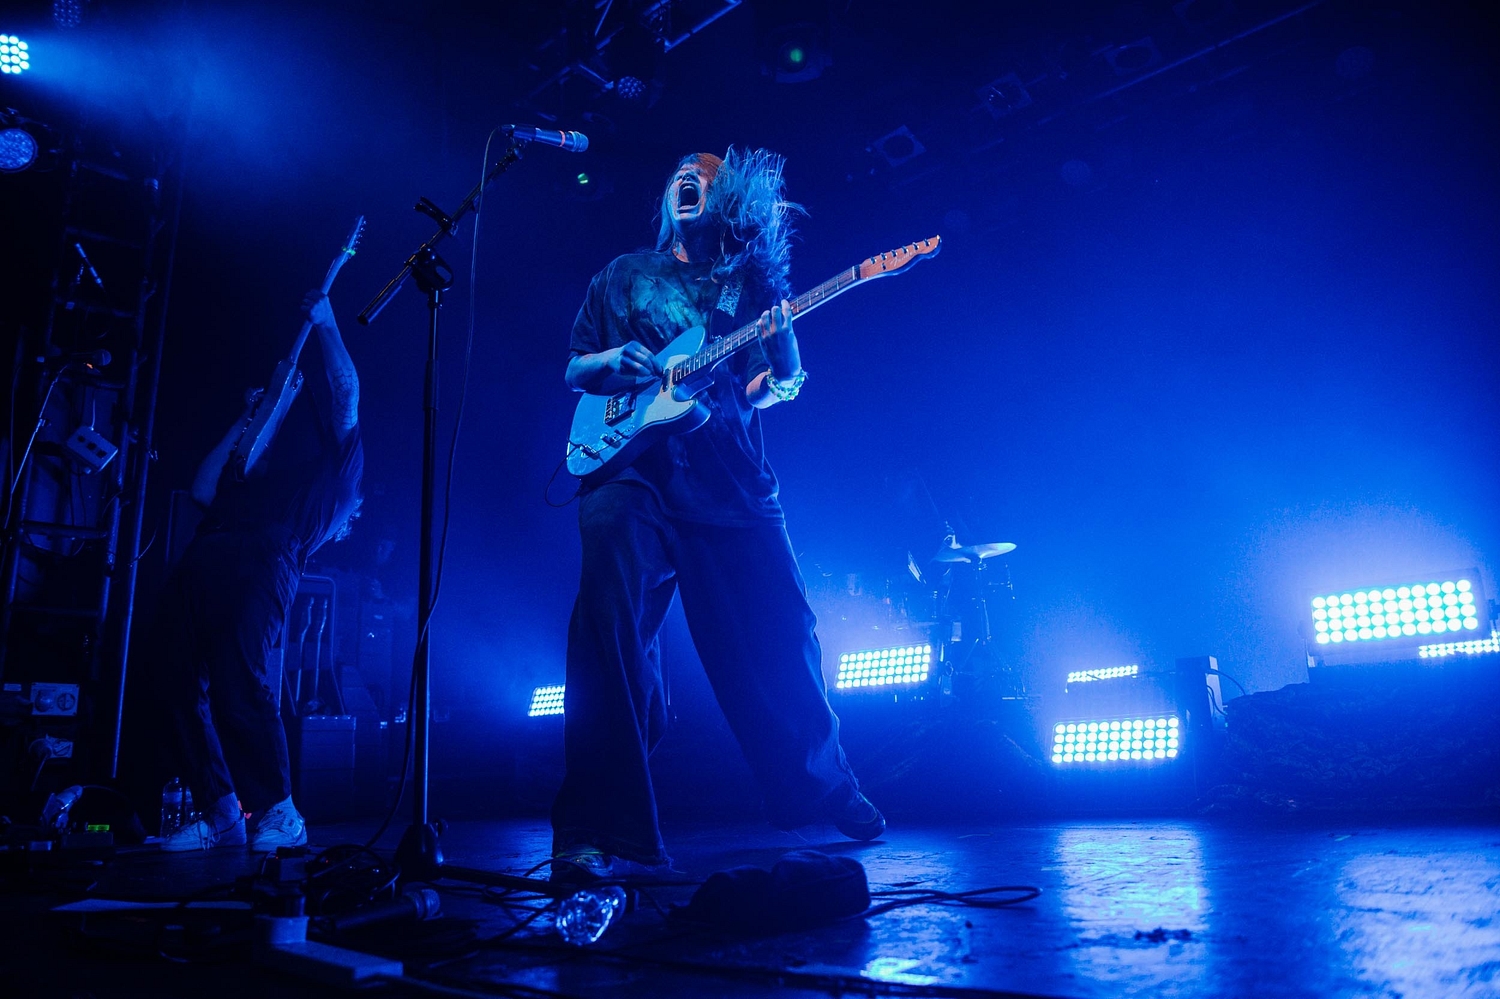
left=809, top=524, right=1025, bottom=698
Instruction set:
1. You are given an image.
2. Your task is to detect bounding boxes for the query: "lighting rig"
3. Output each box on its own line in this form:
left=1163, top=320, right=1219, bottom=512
left=1306, top=571, right=1494, bottom=672
left=1045, top=656, right=1229, bottom=805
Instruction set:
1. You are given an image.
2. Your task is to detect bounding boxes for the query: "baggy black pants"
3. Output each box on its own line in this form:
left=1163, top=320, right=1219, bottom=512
left=150, top=527, right=298, bottom=816
left=551, top=482, right=858, bottom=865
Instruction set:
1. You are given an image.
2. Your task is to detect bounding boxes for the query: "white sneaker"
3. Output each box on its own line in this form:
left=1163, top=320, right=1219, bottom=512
left=161, top=814, right=247, bottom=852
left=251, top=797, right=307, bottom=851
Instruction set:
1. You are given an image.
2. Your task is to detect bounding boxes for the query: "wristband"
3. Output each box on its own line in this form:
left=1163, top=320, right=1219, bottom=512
left=765, top=368, right=806, bottom=402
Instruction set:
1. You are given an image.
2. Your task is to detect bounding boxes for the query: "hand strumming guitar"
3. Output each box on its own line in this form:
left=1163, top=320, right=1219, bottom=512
left=566, top=340, right=664, bottom=395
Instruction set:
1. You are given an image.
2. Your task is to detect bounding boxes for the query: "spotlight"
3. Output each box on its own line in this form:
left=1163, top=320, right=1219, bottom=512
left=1309, top=571, right=1489, bottom=666
left=53, top=0, right=89, bottom=29
left=977, top=73, right=1033, bottom=119
left=755, top=1, right=831, bottom=84
left=1066, top=664, right=1139, bottom=685
left=835, top=644, right=933, bottom=691
left=0, top=35, right=30, bottom=75
left=1051, top=715, right=1181, bottom=766
left=0, top=126, right=37, bottom=172
left=527, top=684, right=565, bottom=718
left=870, top=126, right=925, bottom=169
left=604, top=16, right=660, bottom=103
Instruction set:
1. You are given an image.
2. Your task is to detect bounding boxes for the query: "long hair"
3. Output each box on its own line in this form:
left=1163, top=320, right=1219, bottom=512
left=654, top=146, right=802, bottom=299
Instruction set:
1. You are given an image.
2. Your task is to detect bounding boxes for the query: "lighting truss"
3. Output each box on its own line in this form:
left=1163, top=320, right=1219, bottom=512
left=1312, top=578, right=1481, bottom=646
left=1066, top=664, right=1138, bottom=684
left=835, top=643, right=932, bottom=690
left=1418, top=631, right=1500, bottom=659
left=527, top=684, right=566, bottom=718
left=0, top=35, right=29, bottom=75
left=1051, top=716, right=1180, bottom=765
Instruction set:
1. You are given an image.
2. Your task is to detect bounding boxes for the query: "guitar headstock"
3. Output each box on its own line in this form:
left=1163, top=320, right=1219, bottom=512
left=857, top=235, right=941, bottom=281
left=342, top=215, right=366, bottom=258
left=325, top=215, right=366, bottom=284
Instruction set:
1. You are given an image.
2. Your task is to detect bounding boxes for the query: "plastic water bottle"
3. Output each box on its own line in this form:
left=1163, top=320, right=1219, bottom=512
left=160, top=778, right=193, bottom=837
left=555, top=886, right=626, bottom=946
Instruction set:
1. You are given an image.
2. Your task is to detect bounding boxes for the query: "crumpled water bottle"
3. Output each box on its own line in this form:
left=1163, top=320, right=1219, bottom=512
left=555, top=886, right=627, bottom=946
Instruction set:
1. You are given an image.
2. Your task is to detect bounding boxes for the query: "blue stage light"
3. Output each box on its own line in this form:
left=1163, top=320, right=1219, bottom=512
left=835, top=643, right=933, bottom=690
left=527, top=684, right=566, bottom=717
left=0, top=36, right=30, bottom=75
left=1066, top=664, right=1139, bottom=684
left=1312, top=577, right=1480, bottom=645
left=0, top=127, right=37, bottom=172
left=1418, top=631, right=1500, bottom=659
left=1051, top=715, right=1180, bottom=765
left=53, top=1, right=87, bottom=29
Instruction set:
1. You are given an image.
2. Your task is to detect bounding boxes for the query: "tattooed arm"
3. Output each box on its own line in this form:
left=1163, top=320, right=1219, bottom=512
left=303, top=291, right=359, bottom=442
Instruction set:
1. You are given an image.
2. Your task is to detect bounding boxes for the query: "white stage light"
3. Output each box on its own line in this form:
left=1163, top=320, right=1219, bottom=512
left=527, top=684, right=566, bottom=717
left=1311, top=576, right=1482, bottom=648
left=835, top=644, right=932, bottom=690
left=1066, top=664, right=1139, bottom=684
left=1051, top=715, right=1180, bottom=766
left=0, top=36, right=30, bottom=75
left=1418, top=631, right=1500, bottom=659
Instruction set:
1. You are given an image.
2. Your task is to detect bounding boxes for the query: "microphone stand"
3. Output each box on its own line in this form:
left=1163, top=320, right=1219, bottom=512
left=356, top=138, right=524, bottom=881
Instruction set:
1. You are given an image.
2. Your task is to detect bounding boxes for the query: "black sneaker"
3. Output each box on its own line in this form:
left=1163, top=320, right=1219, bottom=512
left=826, top=788, right=886, bottom=842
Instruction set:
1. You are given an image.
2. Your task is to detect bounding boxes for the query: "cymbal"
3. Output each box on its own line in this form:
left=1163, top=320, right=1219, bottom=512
left=932, top=542, right=1017, bottom=564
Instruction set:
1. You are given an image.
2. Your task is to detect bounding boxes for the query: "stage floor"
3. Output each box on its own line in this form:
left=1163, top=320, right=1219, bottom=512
left=4, top=814, right=1498, bottom=998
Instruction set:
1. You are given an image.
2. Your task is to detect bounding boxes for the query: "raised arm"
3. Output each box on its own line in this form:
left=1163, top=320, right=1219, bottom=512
left=305, top=291, right=359, bottom=442
left=191, top=390, right=260, bottom=508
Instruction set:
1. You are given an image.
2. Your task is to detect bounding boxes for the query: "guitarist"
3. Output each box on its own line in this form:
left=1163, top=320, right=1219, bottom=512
left=151, top=290, right=364, bottom=852
left=553, top=147, right=883, bottom=880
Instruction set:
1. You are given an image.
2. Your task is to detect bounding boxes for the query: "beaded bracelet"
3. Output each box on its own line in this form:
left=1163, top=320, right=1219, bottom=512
left=766, top=368, right=807, bottom=402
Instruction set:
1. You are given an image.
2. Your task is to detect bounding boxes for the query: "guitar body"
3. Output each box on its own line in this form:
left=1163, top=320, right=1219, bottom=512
left=232, top=359, right=304, bottom=480
left=566, top=325, right=715, bottom=484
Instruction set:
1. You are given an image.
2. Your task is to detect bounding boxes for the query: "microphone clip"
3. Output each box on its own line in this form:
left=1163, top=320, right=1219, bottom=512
left=414, top=197, right=457, bottom=235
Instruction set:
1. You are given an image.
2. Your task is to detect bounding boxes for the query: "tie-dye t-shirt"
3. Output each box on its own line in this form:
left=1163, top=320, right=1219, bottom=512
left=569, top=251, right=782, bottom=525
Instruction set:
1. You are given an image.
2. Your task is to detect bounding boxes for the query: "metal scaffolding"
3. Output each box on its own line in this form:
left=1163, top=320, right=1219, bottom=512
left=1, top=116, right=183, bottom=786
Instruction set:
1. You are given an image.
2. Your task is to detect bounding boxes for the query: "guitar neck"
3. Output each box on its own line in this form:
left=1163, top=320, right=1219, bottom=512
left=675, top=267, right=863, bottom=376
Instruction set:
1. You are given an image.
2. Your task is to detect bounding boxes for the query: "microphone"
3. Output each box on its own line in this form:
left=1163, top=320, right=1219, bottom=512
left=504, top=125, right=589, bottom=153
left=322, top=888, right=442, bottom=934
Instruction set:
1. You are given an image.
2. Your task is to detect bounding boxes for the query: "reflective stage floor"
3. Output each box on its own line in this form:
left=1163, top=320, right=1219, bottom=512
left=3, top=815, right=1498, bottom=998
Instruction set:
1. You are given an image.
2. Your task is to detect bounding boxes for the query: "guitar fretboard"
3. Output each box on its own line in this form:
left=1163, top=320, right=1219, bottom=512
left=668, top=266, right=860, bottom=384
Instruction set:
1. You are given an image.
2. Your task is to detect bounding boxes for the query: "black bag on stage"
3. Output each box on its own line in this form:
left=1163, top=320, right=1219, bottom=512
left=679, top=849, right=870, bottom=934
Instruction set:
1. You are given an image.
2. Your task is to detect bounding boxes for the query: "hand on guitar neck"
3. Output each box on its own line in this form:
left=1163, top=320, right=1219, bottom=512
left=746, top=298, right=802, bottom=410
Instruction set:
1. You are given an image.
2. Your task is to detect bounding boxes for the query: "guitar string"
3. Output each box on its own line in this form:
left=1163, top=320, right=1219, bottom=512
left=667, top=265, right=860, bottom=385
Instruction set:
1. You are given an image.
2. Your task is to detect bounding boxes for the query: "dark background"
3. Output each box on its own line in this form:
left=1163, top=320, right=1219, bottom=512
left=4, top=0, right=1497, bottom=813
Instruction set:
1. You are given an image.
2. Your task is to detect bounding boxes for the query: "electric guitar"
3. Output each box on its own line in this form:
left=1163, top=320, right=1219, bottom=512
left=566, top=235, right=942, bottom=483
left=230, top=215, right=365, bottom=480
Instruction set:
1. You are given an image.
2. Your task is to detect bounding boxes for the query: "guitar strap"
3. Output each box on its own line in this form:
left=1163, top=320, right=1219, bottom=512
left=714, top=274, right=744, bottom=323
